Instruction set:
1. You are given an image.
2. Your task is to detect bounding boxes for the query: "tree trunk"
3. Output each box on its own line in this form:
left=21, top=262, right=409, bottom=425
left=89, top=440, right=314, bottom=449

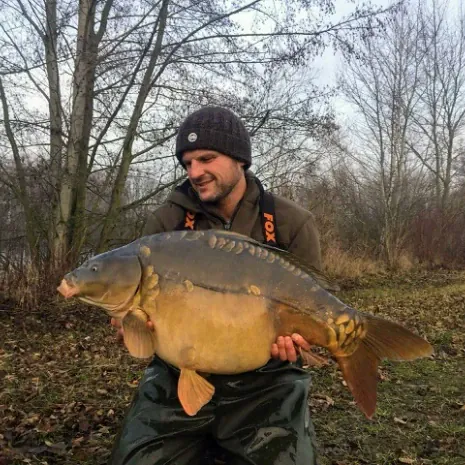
left=54, top=0, right=113, bottom=267
left=0, top=78, right=39, bottom=266
left=45, top=0, right=65, bottom=268
left=97, top=0, right=169, bottom=252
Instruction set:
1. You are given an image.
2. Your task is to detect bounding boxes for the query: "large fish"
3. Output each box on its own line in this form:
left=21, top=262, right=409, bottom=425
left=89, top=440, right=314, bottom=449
left=57, top=230, right=433, bottom=418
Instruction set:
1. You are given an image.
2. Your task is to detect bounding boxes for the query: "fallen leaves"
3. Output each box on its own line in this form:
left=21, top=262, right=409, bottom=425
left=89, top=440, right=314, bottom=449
left=398, top=457, right=415, bottom=464
left=2, top=271, right=465, bottom=464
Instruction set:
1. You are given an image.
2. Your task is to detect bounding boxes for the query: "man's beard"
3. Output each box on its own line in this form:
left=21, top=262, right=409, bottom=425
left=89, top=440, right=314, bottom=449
left=201, top=179, right=237, bottom=205
left=194, top=169, right=242, bottom=205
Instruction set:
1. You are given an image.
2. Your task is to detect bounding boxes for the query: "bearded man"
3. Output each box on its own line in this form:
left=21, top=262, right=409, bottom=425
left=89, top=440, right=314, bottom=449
left=109, top=106, right=322, bottom=465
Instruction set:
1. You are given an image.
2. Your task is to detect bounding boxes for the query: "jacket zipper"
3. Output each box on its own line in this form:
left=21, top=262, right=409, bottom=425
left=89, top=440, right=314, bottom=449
left=198, top=199, right=243, bottom=231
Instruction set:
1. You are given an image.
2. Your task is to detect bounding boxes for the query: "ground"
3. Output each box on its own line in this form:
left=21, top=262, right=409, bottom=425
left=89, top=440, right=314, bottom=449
left=1, top=271, right=464, bottom=465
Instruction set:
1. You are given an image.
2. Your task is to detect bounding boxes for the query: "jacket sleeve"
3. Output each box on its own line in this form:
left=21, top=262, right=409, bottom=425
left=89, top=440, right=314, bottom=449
left=287, top=214, right=322, bottom=272
left=142, top=212, right=166, bottom=236
left=142, top=203, right=185, bottom=236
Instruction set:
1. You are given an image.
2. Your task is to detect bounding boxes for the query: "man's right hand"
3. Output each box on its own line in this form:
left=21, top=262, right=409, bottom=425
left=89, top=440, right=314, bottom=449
left=110, top=317, right=155, bottom=344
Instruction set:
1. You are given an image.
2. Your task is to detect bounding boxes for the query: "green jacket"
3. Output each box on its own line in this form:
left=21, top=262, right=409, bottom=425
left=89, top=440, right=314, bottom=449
left=143, top=171, right=322, bottom=270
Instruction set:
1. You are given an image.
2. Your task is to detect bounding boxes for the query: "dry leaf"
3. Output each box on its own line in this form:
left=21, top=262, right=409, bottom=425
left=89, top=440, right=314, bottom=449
left=398, top=457, right=415, bottom=464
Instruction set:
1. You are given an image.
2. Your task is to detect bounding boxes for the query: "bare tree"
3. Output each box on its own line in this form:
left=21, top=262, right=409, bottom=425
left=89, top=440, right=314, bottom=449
left=0, top=0, right=396, bottom=299
left=407, top=0, right=465, bottom=210
left=339, top=3, right=426, bottom=267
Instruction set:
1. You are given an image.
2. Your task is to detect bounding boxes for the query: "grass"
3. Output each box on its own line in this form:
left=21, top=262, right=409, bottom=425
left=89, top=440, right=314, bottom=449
left=1, top=271, right=464, bottom=464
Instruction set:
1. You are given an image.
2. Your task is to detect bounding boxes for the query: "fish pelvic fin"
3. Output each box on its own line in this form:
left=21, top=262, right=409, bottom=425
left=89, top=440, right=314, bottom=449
left=178, top=369, right=215, bottom=416
left=297, top=345, right=329, bottom=367
left=122, top=308, right=156, bottom=359
left=336, top=314, right=433, bottom=419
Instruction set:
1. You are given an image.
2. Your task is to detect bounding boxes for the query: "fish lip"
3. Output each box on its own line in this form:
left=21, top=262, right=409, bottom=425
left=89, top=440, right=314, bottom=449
left=57, top=278, right=79, bottom=299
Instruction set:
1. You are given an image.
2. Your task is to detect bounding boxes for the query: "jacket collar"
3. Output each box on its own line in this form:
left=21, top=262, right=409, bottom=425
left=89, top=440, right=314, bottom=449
left=167, top=170, right=261, bottom=220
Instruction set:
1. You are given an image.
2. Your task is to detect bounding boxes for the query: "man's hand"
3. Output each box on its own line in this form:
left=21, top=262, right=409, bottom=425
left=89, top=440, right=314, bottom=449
left=271, top=333, right=311, bottom=363
left=110, top=317, right=154, bottom=343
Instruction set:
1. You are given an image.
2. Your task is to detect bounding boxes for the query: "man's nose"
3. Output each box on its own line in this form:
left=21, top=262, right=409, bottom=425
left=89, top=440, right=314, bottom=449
left=188, top=160, right=205, bottom=179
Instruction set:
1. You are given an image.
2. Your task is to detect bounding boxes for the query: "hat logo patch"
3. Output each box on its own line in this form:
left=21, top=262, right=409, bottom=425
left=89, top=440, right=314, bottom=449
left=188, top=132, right=198, bottom=142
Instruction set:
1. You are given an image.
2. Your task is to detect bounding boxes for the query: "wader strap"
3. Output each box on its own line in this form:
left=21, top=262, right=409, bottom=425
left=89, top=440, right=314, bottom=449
left=175, top=178, right=286, bottom=251
left=254, top=178, right=284, bottom=249
left=174, top=180, right=197, bottom=231
left=175, top=211, right=196, bottom=231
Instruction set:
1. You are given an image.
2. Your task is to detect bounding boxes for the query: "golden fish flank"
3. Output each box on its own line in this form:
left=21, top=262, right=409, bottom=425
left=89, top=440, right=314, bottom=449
left=180, top=346, right=196, bottom=366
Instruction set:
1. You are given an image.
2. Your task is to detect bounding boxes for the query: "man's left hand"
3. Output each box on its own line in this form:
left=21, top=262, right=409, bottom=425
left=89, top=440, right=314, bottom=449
left=271, top=333, right=311, bottom=363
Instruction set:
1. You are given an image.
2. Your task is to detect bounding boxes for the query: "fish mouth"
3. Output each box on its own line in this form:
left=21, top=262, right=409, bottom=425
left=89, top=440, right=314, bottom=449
left=57, top=279, right=80, bottom=299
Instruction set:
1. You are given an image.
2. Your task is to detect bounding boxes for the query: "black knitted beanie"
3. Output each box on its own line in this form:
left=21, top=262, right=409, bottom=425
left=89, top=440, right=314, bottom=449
left=175, top=106, right=251, bottom=169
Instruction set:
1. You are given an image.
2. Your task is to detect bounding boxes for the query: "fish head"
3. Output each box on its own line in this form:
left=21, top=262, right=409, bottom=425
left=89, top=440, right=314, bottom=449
left=57, top=251, right=142, bottom=314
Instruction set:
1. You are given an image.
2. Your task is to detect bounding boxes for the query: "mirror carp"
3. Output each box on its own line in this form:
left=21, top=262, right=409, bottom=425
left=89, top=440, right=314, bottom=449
left=57, top=230, right=433, bottom=418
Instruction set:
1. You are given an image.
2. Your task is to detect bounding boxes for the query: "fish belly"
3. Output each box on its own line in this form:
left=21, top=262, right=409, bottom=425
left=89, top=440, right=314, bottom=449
left=146, top=285, right=277, bottom=374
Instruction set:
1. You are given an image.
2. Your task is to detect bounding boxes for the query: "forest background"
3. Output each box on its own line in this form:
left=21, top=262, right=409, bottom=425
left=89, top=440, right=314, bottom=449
left=0, top=0, right=464, bottom=305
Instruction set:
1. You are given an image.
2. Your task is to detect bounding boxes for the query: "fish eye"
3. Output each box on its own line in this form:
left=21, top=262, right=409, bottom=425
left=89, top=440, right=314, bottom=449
left=91, top=265, right=98, bottom=272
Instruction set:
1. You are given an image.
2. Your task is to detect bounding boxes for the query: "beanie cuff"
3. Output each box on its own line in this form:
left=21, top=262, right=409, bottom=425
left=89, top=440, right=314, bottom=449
left=176, top=128, right=251, bottom=168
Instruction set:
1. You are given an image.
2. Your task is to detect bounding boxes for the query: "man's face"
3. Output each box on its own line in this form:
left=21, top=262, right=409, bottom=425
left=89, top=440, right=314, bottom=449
left=182, top=150, right=244, bottom=204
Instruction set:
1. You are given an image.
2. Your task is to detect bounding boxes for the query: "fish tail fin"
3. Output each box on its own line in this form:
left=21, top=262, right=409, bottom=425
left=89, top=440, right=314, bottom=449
left=122, top=308, right=156, bottom=359
left=336, top=314, right=433, bottom=418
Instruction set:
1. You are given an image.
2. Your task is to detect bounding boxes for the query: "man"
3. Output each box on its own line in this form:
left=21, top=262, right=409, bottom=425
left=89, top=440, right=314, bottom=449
left=109, top=106, right=322, bottom=465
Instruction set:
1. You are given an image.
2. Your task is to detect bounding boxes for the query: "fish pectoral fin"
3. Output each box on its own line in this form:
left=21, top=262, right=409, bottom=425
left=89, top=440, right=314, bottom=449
left=297, top=346, right=329, bottom=367
left=178, top=369, right=215, bottom=416
left=122, top=308, right=156, bottom=359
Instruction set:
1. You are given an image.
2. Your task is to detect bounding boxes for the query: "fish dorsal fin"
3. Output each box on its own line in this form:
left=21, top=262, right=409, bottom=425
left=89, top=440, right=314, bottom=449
left=178, top=229, right=340, bottom=292
left=259, top=242, right=340, bottom=292
left=178, top=369, right=215, bottom=416
left=122, top=309, right=156, bottom=359
left=207, top=230, right=340, bottom=292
